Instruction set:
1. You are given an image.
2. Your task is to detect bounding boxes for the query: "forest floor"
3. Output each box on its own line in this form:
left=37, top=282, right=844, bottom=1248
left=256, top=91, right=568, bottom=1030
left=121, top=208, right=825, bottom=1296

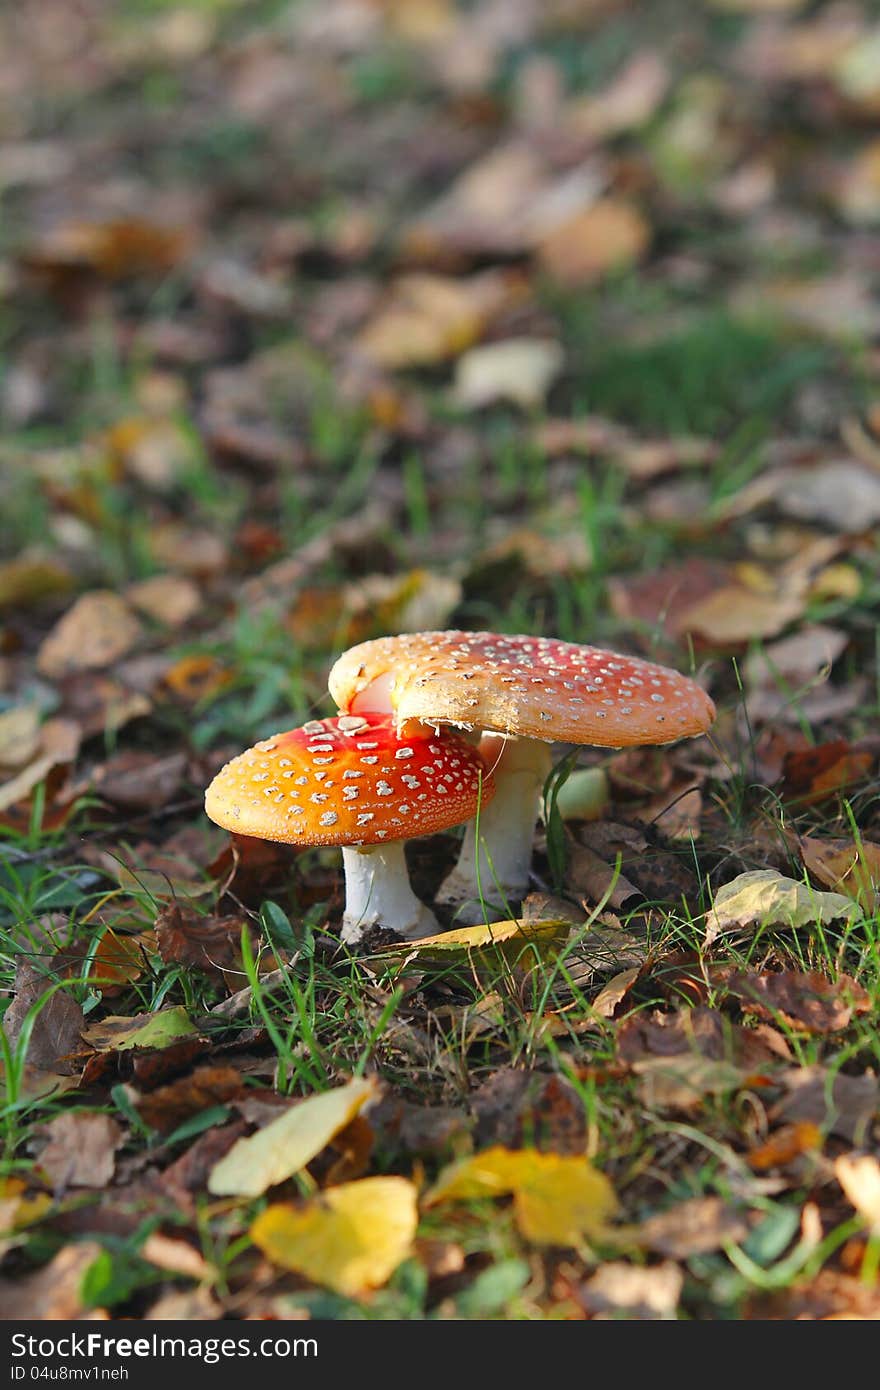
left=2, top=0, right=880, bottom=1320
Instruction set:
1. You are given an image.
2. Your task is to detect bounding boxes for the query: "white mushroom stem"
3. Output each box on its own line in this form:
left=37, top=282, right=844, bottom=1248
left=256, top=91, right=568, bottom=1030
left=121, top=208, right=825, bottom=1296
left=436, top=735, right=553, bottom=922
left=340, top=842, right=439, bottom=945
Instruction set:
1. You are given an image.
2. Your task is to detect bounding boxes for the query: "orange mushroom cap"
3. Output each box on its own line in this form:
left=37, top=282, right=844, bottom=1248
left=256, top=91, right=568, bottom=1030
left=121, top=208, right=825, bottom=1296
left=204, top=712, right=495, bottom=848
left=328, top=631, right=715, bottom=747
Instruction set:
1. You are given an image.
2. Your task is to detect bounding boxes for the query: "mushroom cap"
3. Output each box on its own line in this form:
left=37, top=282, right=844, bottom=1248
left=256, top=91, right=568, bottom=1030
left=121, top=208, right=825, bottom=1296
left=204, top=713, right=495, bottom=847
left=329, top=630, right=715, bottom=747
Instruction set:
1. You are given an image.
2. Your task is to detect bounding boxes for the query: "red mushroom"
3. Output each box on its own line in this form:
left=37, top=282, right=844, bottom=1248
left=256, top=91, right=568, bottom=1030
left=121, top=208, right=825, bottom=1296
left=329, top=631, right=715, bottom=918
left=204, top=712, right=495, bottom=943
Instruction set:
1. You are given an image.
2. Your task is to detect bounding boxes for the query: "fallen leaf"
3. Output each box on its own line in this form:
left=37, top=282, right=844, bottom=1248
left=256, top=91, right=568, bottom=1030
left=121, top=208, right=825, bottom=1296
left=250, top=1176, right=418, bottom=1297
left=155, top=903, right=253, bottom=983
left=425, top=1147, right=619, bottom=1246
left=0, top=706, right=41, bottom=770
left=722, top=968, right=870, bottom=1033
left=23, top=217, right=189, bottom=282
left=208, top=1077, right=377, bottom=1197
left=746, top=1122, right=823, bottom=1171
left=2, top=961, right=85, bottom=1074
left=0, top=718, right=80, bottom=814
left=125, top=574, right=201, bottom=627
left=800, top=836, right=880, bottom=911
left=633, top=1054, right=747, bottom=1112
left=81, top=1006, right=197, bottom=1054
left=37, top=1113, right=123, bottom=1189
left=0, top=553, right=73, bottom=610
left=772, top=1068, right=878, bottom=1144
left=160, top=653, right=234, bottom=703
left=590, top=966, right=641, bottom=1019
left=633, top=1197, right=751, bottom=1257
left=355, top=270, right=524, bottom=368
left=37, top=591, right=142, bottom=678
left=373, top=916, right=571, bottom=971
left=774, top=461, right=880, bottom=534
left=780, top=741, right=874, bottom=807
left=134, top=1065, right=244, bottom=1134
left=0, top=1242, right=107, bottom=1320
left=579, top=1261, right=682, bottom=1319
left=750, top=1271, right=880, bottom=1320
left=676, top=583, right=805, bottom=646
left=704, top=870, right=859, bottom=944
left=452, top=338, right=563, bottom=411
left=97, top=750, right=187, bottom=811
left=835, top=1154, right=880, bottom=1234
left=140, top=1233, right=211, bottom=1281
left=0, top=1179, right=52, bottom=1257
left=537, top=199, right=650, bottom=286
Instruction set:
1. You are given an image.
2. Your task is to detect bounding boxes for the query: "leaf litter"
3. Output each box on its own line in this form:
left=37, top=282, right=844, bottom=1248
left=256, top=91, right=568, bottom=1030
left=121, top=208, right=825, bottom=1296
left=1, top=0, right=880, bottom=1323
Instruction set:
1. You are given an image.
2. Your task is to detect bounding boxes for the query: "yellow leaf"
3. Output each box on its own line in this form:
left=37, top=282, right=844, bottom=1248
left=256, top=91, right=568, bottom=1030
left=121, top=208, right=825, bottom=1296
left=251, top=1177, right=417, bottom=1297
left=704, top=869, right=860, bottom=944
left=373, top=916, right=570, bottom=969
left=208, top=1077, right=377, bottom=1198
left=425, top=1147, right=619, bottom=1247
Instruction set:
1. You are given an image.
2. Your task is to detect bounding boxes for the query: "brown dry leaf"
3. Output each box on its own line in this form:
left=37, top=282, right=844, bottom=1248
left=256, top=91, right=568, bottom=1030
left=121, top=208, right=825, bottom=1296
left=251, top=1176, right=418, bottom=1298
left=774, top=462, right=880, bottom=533
left=0, top=1241, right=107, bottom=1320
left=835, top=1154, right=880, bottom=1234
left=90, top=930, right=149, bottom=991
left=536, top=199, right=650, bottom=286
left=208, top=1077, right=378, bottom=1197
left=800, top=837, right=880, bottom=912
left=155, top=903, right=253, bottom=983
left=633, top=1197, right=751, bottom=1257
left=0, top=718, right=81, bottom=815
left=772, top=1068, right=878, bottom=1144
left=704, top=870, right=859, bottom=944
left=125, top=574, right=201, bottom=627
left=579, top=1261, right=683, bottom=1319
left=633, top=1054, right=746, bottom=1112
left=723, top=968, right=870, bottom=1034
left=608, top=557, right=729, bottom=641
left=590, top=966, right=641, bottom=1019
left=0, top=706, right=41, bottom=770
left=746, top=1121, right=823, bottom=1171
left=37, top=1112, right=123, bottom=1189
left=23, top=218, right=189, bottom=282
left=2, top=961, right=85, bottom=1074
left=354, top=270, right=525, bottom=368
left=150, top=524, right=228, bottom=578
left=452, top=338, right=564, bottom=410
left=135, top=1065, right=244, bottom=1134
left=676, top=582, right=804, bottom=647
left=140, top=1233, right=212, bottom=1282
left=566, top=52, right=670, bottom=141
left=37, top=591, right=142, bottom=678
left=750, top=1270, right=880, bottom=1320
left=425, top=1147, right=619, bottom=1246
left=97, top=750, right=187, bottom=811
left=781, top=742, right=874, bottom=807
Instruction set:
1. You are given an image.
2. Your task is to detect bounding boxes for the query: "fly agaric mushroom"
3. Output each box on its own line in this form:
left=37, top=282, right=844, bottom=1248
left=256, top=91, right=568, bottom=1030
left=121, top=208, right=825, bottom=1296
left=204, top=712, right=495, bottom=944
left=328, top=631, right=715, bottom=918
